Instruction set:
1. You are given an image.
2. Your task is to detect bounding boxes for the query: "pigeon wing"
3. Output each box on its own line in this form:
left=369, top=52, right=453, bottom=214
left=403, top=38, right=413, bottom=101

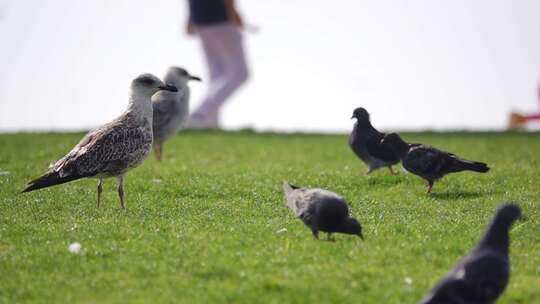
left=366, top=132, right=400, bottom=162
left=403, top=145, right=443, bottom=176
left=456, top=252, right=509, bottom=303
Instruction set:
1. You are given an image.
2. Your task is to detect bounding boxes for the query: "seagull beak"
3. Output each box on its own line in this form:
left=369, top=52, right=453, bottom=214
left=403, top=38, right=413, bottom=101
left=159, top=83, right=178, bottom=92
left=189, top=75, right=202, bottom=82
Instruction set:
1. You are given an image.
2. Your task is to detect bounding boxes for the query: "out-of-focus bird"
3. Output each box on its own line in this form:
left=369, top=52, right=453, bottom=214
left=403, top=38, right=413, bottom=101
left=282, top=182, right=363, bottom=240
left=22, top=74, right=178, bottom=208
left=349, top=107, right=400, bottom=175
left=419, top=203, right=522, bottom=304
left=381, top=133, right=489, bottom=193
left=152, top=67, right=201, bottom=161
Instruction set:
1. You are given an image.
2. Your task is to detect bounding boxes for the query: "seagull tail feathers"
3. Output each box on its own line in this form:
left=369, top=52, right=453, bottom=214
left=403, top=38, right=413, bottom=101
left=22, top=171, right=84, bottom=193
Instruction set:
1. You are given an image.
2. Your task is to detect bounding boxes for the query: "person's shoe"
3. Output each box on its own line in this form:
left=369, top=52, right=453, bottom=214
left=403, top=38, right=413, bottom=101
left=507, top=112, right=527, bottom=130
left=184, top=112, right=220, bottom=130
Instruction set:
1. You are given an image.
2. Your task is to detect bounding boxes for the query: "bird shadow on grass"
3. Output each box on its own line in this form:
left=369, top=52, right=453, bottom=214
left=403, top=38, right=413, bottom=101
left=365, top=175, right=404, bottom=187
left=430, top=190, right=487, bottom=201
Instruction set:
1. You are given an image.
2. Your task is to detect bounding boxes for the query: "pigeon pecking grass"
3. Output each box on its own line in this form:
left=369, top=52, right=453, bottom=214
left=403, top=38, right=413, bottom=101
left=282, top=182, right=363, bottom=241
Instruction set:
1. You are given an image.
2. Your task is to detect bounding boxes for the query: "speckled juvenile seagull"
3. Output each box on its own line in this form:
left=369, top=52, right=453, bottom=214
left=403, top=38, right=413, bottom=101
left=152, top=67, right=201, bottom=161
left=22, top=74, right=178, bottom=208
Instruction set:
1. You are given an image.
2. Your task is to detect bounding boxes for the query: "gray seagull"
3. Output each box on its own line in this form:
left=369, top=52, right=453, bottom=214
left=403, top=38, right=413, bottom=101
left=152, top=67, right=201, bottom=161
left=22, top=74, right=178, bottom=208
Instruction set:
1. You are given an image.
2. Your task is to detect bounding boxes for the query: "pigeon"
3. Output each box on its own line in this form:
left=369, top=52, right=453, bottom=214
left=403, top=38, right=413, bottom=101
left=22, top=74, right=178, bottom=208
left=282, top=182, right=363, bottom=240
left=152, top=67, right=201, bottom=161
left=419, top=203, right=522, bottom=304
left=380, top=133, right=490, bottom=193
left=349, top=107, right=400, bottom=174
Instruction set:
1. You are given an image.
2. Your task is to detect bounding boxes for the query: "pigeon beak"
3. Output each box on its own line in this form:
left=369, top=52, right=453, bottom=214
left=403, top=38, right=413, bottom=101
left=351, top=115, right=355, bottom=120
left=189, top=75, right=202, bottom=82
left=358, top=232, right=364, bottom=240
left=159, top=83, right=178, bottom=92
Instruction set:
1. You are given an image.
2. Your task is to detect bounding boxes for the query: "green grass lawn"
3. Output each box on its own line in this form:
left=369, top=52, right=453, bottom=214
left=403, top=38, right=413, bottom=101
left=0, top=131, right=539, bottom=303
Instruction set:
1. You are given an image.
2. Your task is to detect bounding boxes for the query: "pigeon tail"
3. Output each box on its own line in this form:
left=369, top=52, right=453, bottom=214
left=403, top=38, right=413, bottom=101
left=451, top=159, right=490, bottom=173
left=22, top=171, right=84, bottom=193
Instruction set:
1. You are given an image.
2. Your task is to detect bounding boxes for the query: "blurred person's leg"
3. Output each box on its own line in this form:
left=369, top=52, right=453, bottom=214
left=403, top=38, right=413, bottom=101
left=525, top=113, right=540, bottom=120
left=189, top=23, right=249, bottom=129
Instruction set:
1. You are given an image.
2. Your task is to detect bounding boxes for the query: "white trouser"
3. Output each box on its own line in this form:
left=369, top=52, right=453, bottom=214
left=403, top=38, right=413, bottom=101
left=193, top=22, right=249, bottom=118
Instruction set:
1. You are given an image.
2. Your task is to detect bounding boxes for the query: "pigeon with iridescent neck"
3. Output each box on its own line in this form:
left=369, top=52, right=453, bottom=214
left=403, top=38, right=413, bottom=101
left=349, top=107, right=400, bottom=175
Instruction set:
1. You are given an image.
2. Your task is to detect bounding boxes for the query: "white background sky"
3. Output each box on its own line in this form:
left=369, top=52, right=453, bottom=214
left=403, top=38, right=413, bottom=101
left=1, top=0, right=539, bottom=132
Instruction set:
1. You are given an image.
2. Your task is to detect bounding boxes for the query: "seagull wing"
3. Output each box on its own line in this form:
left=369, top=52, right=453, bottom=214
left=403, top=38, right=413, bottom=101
left=54, top=120, right=152, bottom=177
left=23, top=119, right=152, bottom=192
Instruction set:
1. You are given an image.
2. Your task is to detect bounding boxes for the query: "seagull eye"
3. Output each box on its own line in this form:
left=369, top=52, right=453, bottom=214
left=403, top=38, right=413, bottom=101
left=139, top=77, right=155, bottom=86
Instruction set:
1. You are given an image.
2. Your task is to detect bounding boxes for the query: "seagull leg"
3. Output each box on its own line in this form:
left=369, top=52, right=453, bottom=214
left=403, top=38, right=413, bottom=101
left=117, top=175, right=125, bottom=209
left=426, top=181, right=434, bottom=194
left=96, top=178, right=103, bottom=208
left=154, top=143, right=163, bottom=161
left=388, top=166, right=397, bottom=175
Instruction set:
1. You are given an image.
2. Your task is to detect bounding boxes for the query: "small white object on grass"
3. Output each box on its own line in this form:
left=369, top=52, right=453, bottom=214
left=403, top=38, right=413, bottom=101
left=68, top=242, right=82, bottom=254
left=404, top=277, right=413, bottom=285
left=276, top=228, right=287, bottom=234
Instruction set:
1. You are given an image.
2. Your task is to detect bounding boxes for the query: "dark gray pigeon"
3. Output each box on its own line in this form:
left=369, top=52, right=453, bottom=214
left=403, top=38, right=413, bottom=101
left=349, top=107, right=400, bottom=174
left=282, top=182, right=363, bottom=240
left=419, top=203, right=522, bottom=304
left=380, top=133, right=489, bottom=193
